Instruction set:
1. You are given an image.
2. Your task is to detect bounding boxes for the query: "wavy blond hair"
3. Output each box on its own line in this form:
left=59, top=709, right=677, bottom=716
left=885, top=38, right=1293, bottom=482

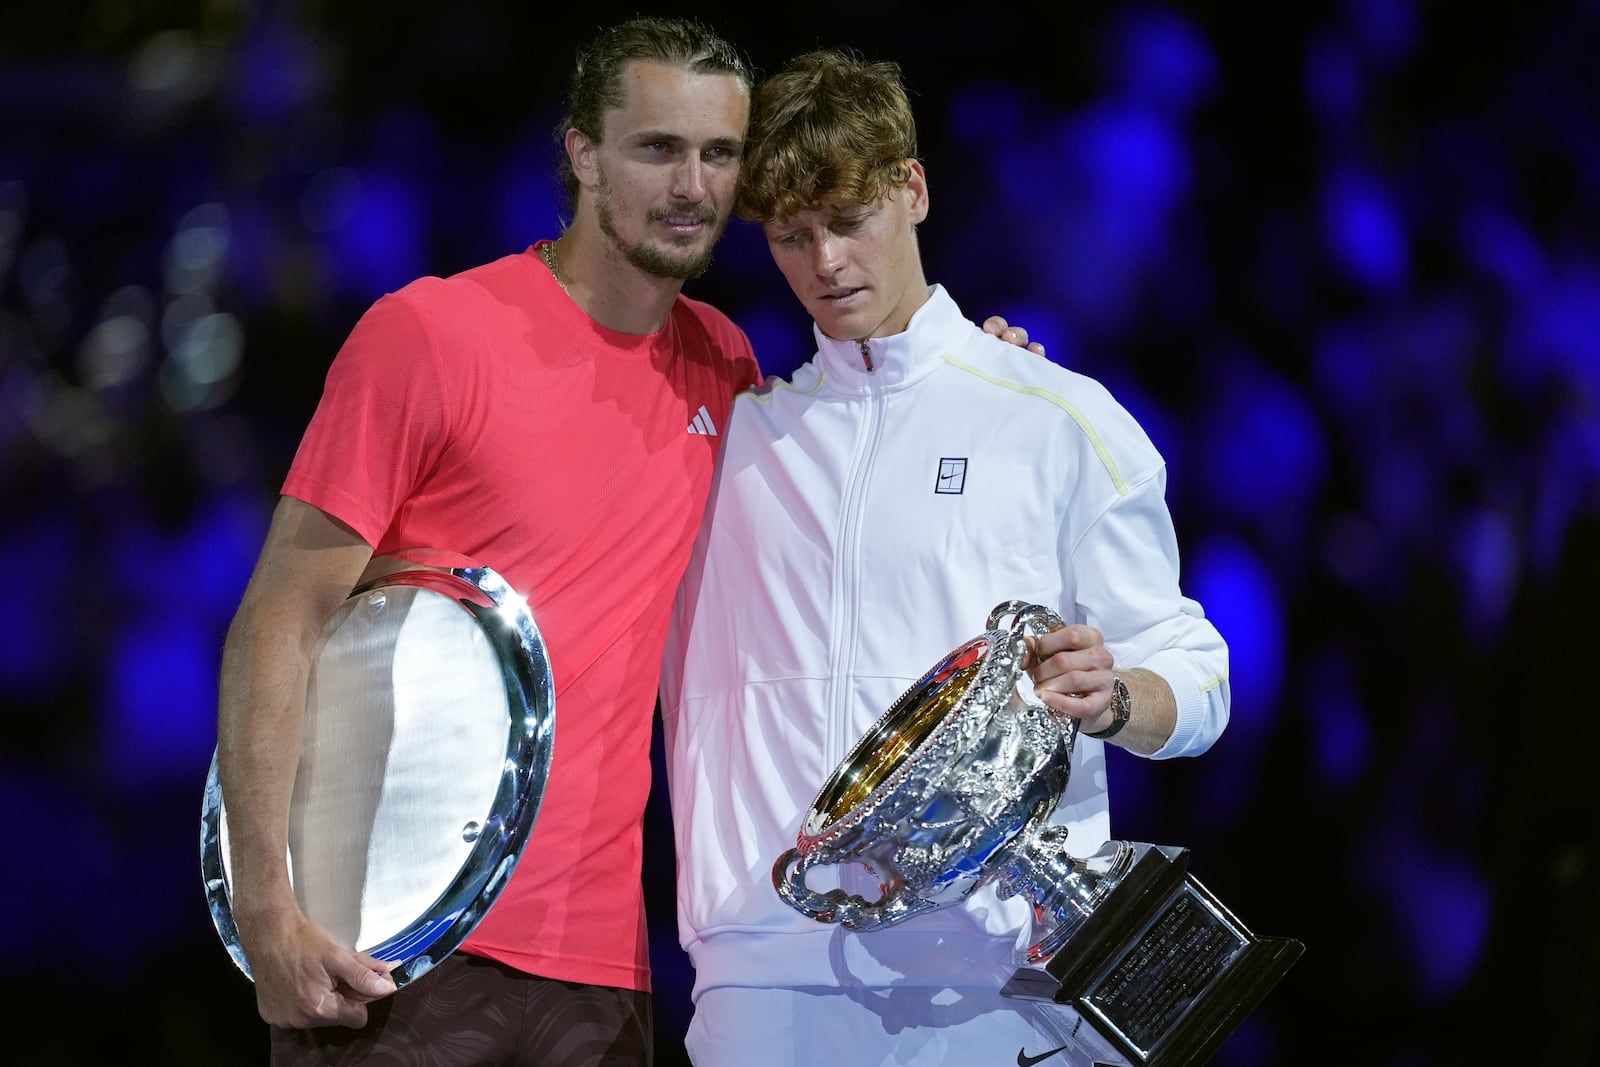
left=737, top=49, right=918, bottom=224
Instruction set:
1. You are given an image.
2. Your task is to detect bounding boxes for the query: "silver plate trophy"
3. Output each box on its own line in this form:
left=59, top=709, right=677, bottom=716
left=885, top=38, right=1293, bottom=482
left=200, top=560, right=555, bottom=989
left=774, top=601, right=1301, bottom=1067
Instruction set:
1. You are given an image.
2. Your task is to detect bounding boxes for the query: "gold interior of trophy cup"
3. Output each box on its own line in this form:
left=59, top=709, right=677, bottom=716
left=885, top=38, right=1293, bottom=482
left=813, top=645, right=990, bottom=824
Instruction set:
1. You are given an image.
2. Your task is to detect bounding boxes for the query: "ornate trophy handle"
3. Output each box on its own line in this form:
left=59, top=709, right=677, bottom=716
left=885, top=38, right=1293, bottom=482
left=772, top=848, right=938, bottom=931
left=773, top=847, right=838, bottom=922
left=986, top=600, right=1079, bottom=746
left=986, top=599, right=1067, bottom=638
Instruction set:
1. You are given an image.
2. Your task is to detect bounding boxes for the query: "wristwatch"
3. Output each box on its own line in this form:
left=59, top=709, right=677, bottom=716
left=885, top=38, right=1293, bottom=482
left=1085, top=675, right=1131, bottom=739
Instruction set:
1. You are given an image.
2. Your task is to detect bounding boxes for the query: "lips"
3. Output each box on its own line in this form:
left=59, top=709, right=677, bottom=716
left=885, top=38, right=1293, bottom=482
left=651, top=205, right=716, bottom=229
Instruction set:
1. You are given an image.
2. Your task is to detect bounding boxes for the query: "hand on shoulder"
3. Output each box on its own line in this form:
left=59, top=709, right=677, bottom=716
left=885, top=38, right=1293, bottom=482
left=982, top=315, right=1047, bottom=357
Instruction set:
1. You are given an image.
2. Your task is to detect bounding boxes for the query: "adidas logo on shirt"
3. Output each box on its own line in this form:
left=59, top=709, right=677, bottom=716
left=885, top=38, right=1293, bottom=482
left=687, top=405, right=718, bottom=436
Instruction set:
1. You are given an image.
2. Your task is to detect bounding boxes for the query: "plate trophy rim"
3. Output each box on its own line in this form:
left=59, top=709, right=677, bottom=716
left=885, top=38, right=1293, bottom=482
left=199, top=561, right=555, bottom=989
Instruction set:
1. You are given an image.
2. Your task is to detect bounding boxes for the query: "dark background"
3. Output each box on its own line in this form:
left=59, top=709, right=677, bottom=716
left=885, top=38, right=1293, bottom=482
left=2, top=2, right=1597, bottom=1064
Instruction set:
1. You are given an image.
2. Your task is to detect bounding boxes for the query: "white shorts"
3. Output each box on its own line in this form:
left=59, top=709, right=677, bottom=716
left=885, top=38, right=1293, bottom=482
left=685, top=984, right=1115, bottom=1067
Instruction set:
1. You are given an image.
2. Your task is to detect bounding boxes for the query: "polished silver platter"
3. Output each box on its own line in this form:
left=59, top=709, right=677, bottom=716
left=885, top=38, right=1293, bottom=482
left=200, top=562, right=554, bottom=988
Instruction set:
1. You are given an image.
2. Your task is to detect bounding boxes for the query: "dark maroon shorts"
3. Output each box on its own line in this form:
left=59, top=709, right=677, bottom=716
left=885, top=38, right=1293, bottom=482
left=268, top=953, right=652, bottom=1066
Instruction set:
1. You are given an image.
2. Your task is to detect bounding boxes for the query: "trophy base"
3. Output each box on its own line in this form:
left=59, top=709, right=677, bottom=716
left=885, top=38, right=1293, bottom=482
left=1003, top=844, right=1303, bottom=1067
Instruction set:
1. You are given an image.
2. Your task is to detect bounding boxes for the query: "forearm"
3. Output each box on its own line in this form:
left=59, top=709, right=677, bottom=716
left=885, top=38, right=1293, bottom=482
left=1078, top=666, right=1175, bottom=756
left=215, top=597, right=320, bottom=928
left=214, top=496, right=374, bottom=937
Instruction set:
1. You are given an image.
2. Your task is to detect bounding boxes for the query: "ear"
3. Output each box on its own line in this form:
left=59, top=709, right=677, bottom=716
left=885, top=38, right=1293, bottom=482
left=567, top=128, right=600, bottom=190
left=903, top=160, right=930, bottom=225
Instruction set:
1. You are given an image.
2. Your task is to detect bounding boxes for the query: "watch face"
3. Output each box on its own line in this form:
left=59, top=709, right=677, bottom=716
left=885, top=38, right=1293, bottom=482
left=1089, top=677, right=1130, bottom=738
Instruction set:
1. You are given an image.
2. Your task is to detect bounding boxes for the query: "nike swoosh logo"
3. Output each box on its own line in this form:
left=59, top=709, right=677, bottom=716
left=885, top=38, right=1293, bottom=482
left=1017, top=1043, right=1073, bottom=1067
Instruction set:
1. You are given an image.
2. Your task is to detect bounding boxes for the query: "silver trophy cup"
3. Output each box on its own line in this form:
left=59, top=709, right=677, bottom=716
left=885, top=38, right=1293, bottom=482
left=773, top=601, right=1301, bottom=1067
left=200, top=560, right=555, bottom=988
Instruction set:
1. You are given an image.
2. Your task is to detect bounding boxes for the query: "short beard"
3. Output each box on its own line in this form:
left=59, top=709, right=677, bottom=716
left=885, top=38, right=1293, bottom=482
left=596, top=177, right=721, bottom=281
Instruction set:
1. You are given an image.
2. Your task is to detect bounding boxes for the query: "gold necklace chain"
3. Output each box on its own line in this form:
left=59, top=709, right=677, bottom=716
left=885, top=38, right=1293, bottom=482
left=539, top=241, right=573, bottom=298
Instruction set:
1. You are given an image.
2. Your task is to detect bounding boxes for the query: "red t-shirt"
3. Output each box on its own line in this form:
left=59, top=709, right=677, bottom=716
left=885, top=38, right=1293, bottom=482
left=283, top=246, right=760, bottom=990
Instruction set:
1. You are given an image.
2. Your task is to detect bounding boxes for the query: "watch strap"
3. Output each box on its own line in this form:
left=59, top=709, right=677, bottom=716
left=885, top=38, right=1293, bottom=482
left=1085, top=675, right=1131, bottom=739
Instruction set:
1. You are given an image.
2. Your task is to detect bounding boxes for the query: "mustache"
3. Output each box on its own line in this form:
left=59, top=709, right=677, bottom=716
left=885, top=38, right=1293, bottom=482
left=649, top=202, right=717, bottom=224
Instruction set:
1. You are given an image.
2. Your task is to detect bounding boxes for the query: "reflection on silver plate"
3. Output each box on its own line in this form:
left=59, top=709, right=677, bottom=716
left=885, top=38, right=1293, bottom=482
left=200, top=563, right=554, bottom=988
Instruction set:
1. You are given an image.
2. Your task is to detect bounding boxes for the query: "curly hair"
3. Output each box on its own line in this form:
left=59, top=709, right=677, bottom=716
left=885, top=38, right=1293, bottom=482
left=555, top=17, right=753, bottom=212
left=736, top=49, right=918, bottom=224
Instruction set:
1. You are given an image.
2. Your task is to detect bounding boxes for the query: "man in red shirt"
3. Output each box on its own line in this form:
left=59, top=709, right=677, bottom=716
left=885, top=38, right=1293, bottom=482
left=216, top=17, right=759, bottom=1066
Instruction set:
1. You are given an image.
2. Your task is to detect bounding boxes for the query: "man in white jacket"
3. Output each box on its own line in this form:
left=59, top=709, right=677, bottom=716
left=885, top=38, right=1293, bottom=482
left=660, top=50, right=1230, bottom=1067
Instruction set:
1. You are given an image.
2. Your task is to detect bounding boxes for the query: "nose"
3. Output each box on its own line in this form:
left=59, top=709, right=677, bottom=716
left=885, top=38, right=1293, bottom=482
left=811, top=234, right=843, bottom=278
left=672, top=157, right=706, bottom=203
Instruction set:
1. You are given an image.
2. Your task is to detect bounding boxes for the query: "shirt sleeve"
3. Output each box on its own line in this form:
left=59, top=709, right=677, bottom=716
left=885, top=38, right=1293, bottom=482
left=1064, top=425, right=1230, bottom=761
left=281, top=289, right=451, bottom=545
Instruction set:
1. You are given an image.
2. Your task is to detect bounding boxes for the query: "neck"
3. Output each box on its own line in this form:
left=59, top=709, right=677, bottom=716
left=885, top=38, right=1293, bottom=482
left=548, top=220, right=686, bottom=335
left=874, top=281, right=933, bottom=340
left=824, top=281, right=932, bottom=344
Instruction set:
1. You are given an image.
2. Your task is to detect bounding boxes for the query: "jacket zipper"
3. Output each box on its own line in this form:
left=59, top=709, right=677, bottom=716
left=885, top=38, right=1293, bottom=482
left=858, top=338, right=874, bottom=373
left=828, top=370, right=886, bottom=767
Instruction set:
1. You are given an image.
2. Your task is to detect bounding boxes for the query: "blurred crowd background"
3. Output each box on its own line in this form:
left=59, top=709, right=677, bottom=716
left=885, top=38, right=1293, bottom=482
left=2, top=2, right=1596, bottom=1064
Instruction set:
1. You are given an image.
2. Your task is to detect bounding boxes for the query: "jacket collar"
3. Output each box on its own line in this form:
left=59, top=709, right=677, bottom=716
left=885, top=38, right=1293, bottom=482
left=812, top=284, right=960, bottom=393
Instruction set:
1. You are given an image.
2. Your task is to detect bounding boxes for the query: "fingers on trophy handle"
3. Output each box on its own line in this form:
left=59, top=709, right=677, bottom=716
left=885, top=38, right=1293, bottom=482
left=986, top=599, right=1065, bottom=636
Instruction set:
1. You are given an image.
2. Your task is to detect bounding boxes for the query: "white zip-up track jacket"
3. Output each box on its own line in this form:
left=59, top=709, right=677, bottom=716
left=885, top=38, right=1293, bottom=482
left=661, top=285, right=1229, bottom=1000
